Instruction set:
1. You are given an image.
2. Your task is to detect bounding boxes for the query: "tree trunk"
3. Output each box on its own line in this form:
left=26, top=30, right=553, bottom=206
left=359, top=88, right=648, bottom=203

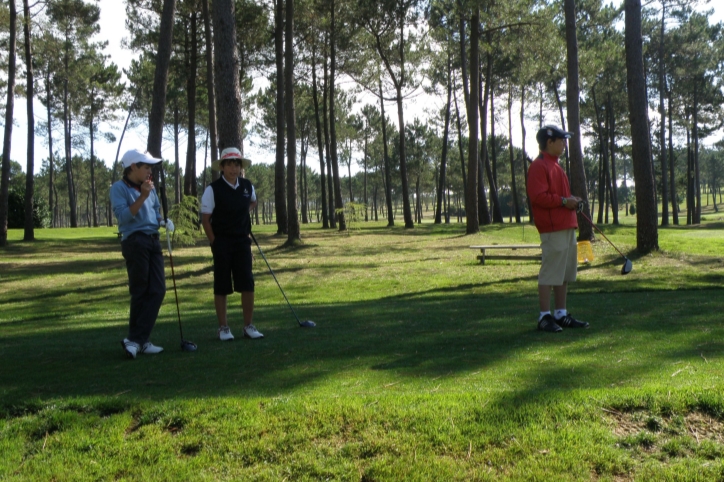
left=184, top=12, right=198, bottom=197
left=311, top=43, right=328, bottom=228
left=22, top=0, right=35, bottom=240
left=46, top=71, right=55, bottom=228
left=274, top=0, right=287, bottom=234
left=658, top=5, right=668, bottom=226
left=668, top=89, right=678, bottom=225
left=147, top=0, right=176, bottom=158
left=564, top=0, right=592, bottom=241
left=521, top=85, right=532, bottom=222
left=363, top=128, right=368, bottom=221
left=624, top=0, right=659, bottom=252
left=464, top=7, right=480, bottom=234
left=380, top=79, right=394, bottom=226
left=435, top=46, right=452, bottom=224
left=173, top=104, right=180, bottom=203
left=551, top=81, right=570, bottom=178
left=63, top=43, right=77, bottom=227
left=285, top=0, right=300, bottom=243
left=0, top=0, right=17, bottom=245
left=329, top=0, right=345, bottom=230
left=322, top=40, right=335, bottom=228
left=201, top=0, right=218, bottom=182
left=453, top=82, right=467, bottom=200
left=607, top=95, right=619, bottom=224
left=90, top=109, right=98, bottom=226
left=481, top=49, right=497, bottom=223
left=692, top=84, right=701, bottom=224
left=507, top=83, right=520, bottom=223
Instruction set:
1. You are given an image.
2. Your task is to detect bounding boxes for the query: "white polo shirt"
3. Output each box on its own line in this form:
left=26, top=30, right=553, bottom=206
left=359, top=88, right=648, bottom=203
left=200, top=177, right=256, bottom=215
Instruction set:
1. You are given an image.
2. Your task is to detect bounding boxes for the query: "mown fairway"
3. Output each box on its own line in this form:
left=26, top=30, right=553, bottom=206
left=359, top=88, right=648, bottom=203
left=2, top=218, right=724, bottom=481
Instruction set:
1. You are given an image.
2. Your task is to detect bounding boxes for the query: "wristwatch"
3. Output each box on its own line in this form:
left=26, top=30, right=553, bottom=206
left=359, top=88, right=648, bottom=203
left=562, top=197, right=568, bottom=206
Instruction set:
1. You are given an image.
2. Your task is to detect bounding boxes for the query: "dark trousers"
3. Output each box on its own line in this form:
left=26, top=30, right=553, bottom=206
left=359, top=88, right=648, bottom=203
left=121, top=233, right=166, bottom=345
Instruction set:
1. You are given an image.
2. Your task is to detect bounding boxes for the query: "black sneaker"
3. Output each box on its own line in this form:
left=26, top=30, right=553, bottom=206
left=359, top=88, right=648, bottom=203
left=538, top=314, right=562, bottom=333
left=556, top=314, right=589, bottom=329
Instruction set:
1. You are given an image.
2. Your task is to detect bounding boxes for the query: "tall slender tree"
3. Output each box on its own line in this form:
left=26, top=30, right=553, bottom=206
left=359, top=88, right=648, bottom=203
left=563, top=0, right=592, bottom=240
left=0, top=0, right=17, bottom=246
left=625, top=0, right=659, bottom=252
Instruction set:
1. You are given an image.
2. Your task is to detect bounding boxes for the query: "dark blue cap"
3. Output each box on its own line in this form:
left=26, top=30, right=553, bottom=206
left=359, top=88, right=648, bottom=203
left=536, top=125, right=573, bottom=146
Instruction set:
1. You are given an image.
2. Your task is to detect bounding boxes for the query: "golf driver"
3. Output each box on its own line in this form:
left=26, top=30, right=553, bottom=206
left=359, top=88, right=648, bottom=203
left=250, top=233, right=316, bottom=328
left=577, top=202, right=633, bottom=275
left=157, top=165, right=198, bottom=351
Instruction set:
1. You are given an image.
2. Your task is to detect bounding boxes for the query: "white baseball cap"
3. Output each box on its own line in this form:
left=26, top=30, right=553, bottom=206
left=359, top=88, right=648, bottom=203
left=121, top=149, right=163, bottom=168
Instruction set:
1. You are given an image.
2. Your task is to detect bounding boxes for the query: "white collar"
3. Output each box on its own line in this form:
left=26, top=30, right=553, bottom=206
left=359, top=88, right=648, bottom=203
left=222, top=176, right=239, bottom=189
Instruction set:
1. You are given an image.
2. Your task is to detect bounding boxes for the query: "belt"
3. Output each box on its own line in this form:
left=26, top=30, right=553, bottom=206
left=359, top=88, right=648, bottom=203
left=127, top=232, right=160, bottom=240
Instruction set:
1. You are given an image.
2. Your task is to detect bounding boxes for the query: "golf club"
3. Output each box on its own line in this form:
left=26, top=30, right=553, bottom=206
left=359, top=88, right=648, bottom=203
left=157, top=165, right=198, bottom=351
left=577, top=201, right=633, bottom=275
left=250, top=233, right=316, bottom=328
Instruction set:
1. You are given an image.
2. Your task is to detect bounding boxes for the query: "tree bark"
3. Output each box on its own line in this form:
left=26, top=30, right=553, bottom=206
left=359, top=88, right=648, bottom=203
left=329, top=0, right=345, bottom=230
left=658, top=5, right=668, bottom=226
left=147, top=0, right=176, bottom=158
left=668, top=89, right=678, bottom=224
left=0, top=0, right=17, bottom=245
left=201, top=0, right=218, bottom=181
left=45, top=71, right=55, bottom=228
left=435, top=46, right=452, bottom=225
left=273, top=0, right=287, bottom=234
left=465, top=7, right=480, bottom=234
left=23, top=0, right=35, bottom=240
left=311, top=43, right=328, bottom=228
left=624, top=0, right=659, bottom=252
left=564, top=0, right=592, bottom=240
left=379, top=79, right=394, bottom=227
left=480, top=49, right=497, bottom=223
left=184, top=12, right=198, bottom=197
left=507, top=83, right=520, bottom=223
left=285, top=0, right=300, bottom=243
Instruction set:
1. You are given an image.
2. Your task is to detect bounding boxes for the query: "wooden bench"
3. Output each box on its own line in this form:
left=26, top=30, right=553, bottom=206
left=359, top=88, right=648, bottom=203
left=469, top=244, right=542, bottom=265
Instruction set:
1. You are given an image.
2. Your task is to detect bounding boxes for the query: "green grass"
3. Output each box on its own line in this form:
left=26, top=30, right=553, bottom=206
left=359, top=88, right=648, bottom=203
left=2, top=217, right=724, bottom=480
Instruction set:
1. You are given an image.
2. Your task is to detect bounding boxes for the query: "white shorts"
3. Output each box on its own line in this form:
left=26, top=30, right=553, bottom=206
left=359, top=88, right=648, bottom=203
left=538, top=229, right=577, bottom=286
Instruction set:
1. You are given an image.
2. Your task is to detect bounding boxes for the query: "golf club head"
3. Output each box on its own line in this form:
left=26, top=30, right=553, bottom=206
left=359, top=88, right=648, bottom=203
left=621, top=258, right=633, bottom=275
left=299, top=320, right=316, bottom=328
left=181, top=340, right=197, bottom=351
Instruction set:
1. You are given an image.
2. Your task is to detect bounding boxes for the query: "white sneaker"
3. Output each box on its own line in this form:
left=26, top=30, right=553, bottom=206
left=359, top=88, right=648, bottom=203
left=122, top=339, right=139, bottom=359
left=243, top=324, right=264, bottom=339
left=218, top=326, right=234, bottom=341
left=141, top=342, right=164, bottom=354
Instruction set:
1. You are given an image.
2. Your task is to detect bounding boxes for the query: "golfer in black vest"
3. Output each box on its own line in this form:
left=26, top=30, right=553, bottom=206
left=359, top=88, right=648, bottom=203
left=201, top=147, right=263, bottom=341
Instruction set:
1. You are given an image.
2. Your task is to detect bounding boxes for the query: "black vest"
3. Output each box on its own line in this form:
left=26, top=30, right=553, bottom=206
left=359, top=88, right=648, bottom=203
left=210, top=177, right=253, bottom=237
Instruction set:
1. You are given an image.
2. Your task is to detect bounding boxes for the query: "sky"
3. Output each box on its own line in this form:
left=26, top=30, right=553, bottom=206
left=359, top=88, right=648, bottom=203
left=6, top=1, right=724, bottom=177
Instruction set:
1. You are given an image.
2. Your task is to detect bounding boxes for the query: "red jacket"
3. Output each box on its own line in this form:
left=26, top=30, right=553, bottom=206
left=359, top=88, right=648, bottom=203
left=527, top=152, right=578, bottom=233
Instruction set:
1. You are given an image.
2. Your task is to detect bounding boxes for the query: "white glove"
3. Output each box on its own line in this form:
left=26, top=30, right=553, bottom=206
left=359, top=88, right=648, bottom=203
left=161, top=219, right=175, bottom=232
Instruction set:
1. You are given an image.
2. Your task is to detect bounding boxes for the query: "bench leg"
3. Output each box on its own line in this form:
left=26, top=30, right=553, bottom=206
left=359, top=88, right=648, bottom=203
left=480, top=249, right=485, bottom=265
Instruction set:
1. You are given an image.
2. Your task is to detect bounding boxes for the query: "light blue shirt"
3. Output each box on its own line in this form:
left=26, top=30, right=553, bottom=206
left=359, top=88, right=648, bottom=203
left=110, top=179, right=162, bottom=240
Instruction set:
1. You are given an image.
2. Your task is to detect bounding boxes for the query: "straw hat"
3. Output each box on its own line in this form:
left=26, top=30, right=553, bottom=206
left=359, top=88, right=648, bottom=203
left=211, top=147, right=252, bottom=171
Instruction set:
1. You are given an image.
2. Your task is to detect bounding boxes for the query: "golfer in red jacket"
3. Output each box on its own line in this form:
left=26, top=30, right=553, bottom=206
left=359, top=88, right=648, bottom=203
left=527, top=126, right=589, bottom=333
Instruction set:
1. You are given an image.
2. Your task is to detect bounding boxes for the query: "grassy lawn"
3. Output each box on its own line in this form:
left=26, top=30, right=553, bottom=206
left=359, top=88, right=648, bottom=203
left=2, top=215, right=724, bottom=481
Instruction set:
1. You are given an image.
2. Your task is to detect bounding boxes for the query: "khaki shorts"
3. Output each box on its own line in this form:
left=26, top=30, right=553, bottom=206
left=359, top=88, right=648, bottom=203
left=538, top=229, right=577, bottom=286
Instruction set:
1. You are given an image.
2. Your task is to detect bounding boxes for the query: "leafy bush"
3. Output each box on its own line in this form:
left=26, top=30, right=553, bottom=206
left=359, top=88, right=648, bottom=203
left=168, top=195, right=202, bottom=247
left=7, top=189, right=50, bottom=229
left=336, top=202, right=366, bottom=233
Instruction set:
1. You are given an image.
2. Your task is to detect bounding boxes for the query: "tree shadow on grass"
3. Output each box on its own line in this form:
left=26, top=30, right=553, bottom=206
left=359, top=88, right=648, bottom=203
left=2, top=281, right=723, bottom=416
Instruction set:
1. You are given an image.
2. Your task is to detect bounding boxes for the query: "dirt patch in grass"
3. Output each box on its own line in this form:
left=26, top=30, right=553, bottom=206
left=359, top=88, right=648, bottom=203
left=604, top=408, right=724, bottom=442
